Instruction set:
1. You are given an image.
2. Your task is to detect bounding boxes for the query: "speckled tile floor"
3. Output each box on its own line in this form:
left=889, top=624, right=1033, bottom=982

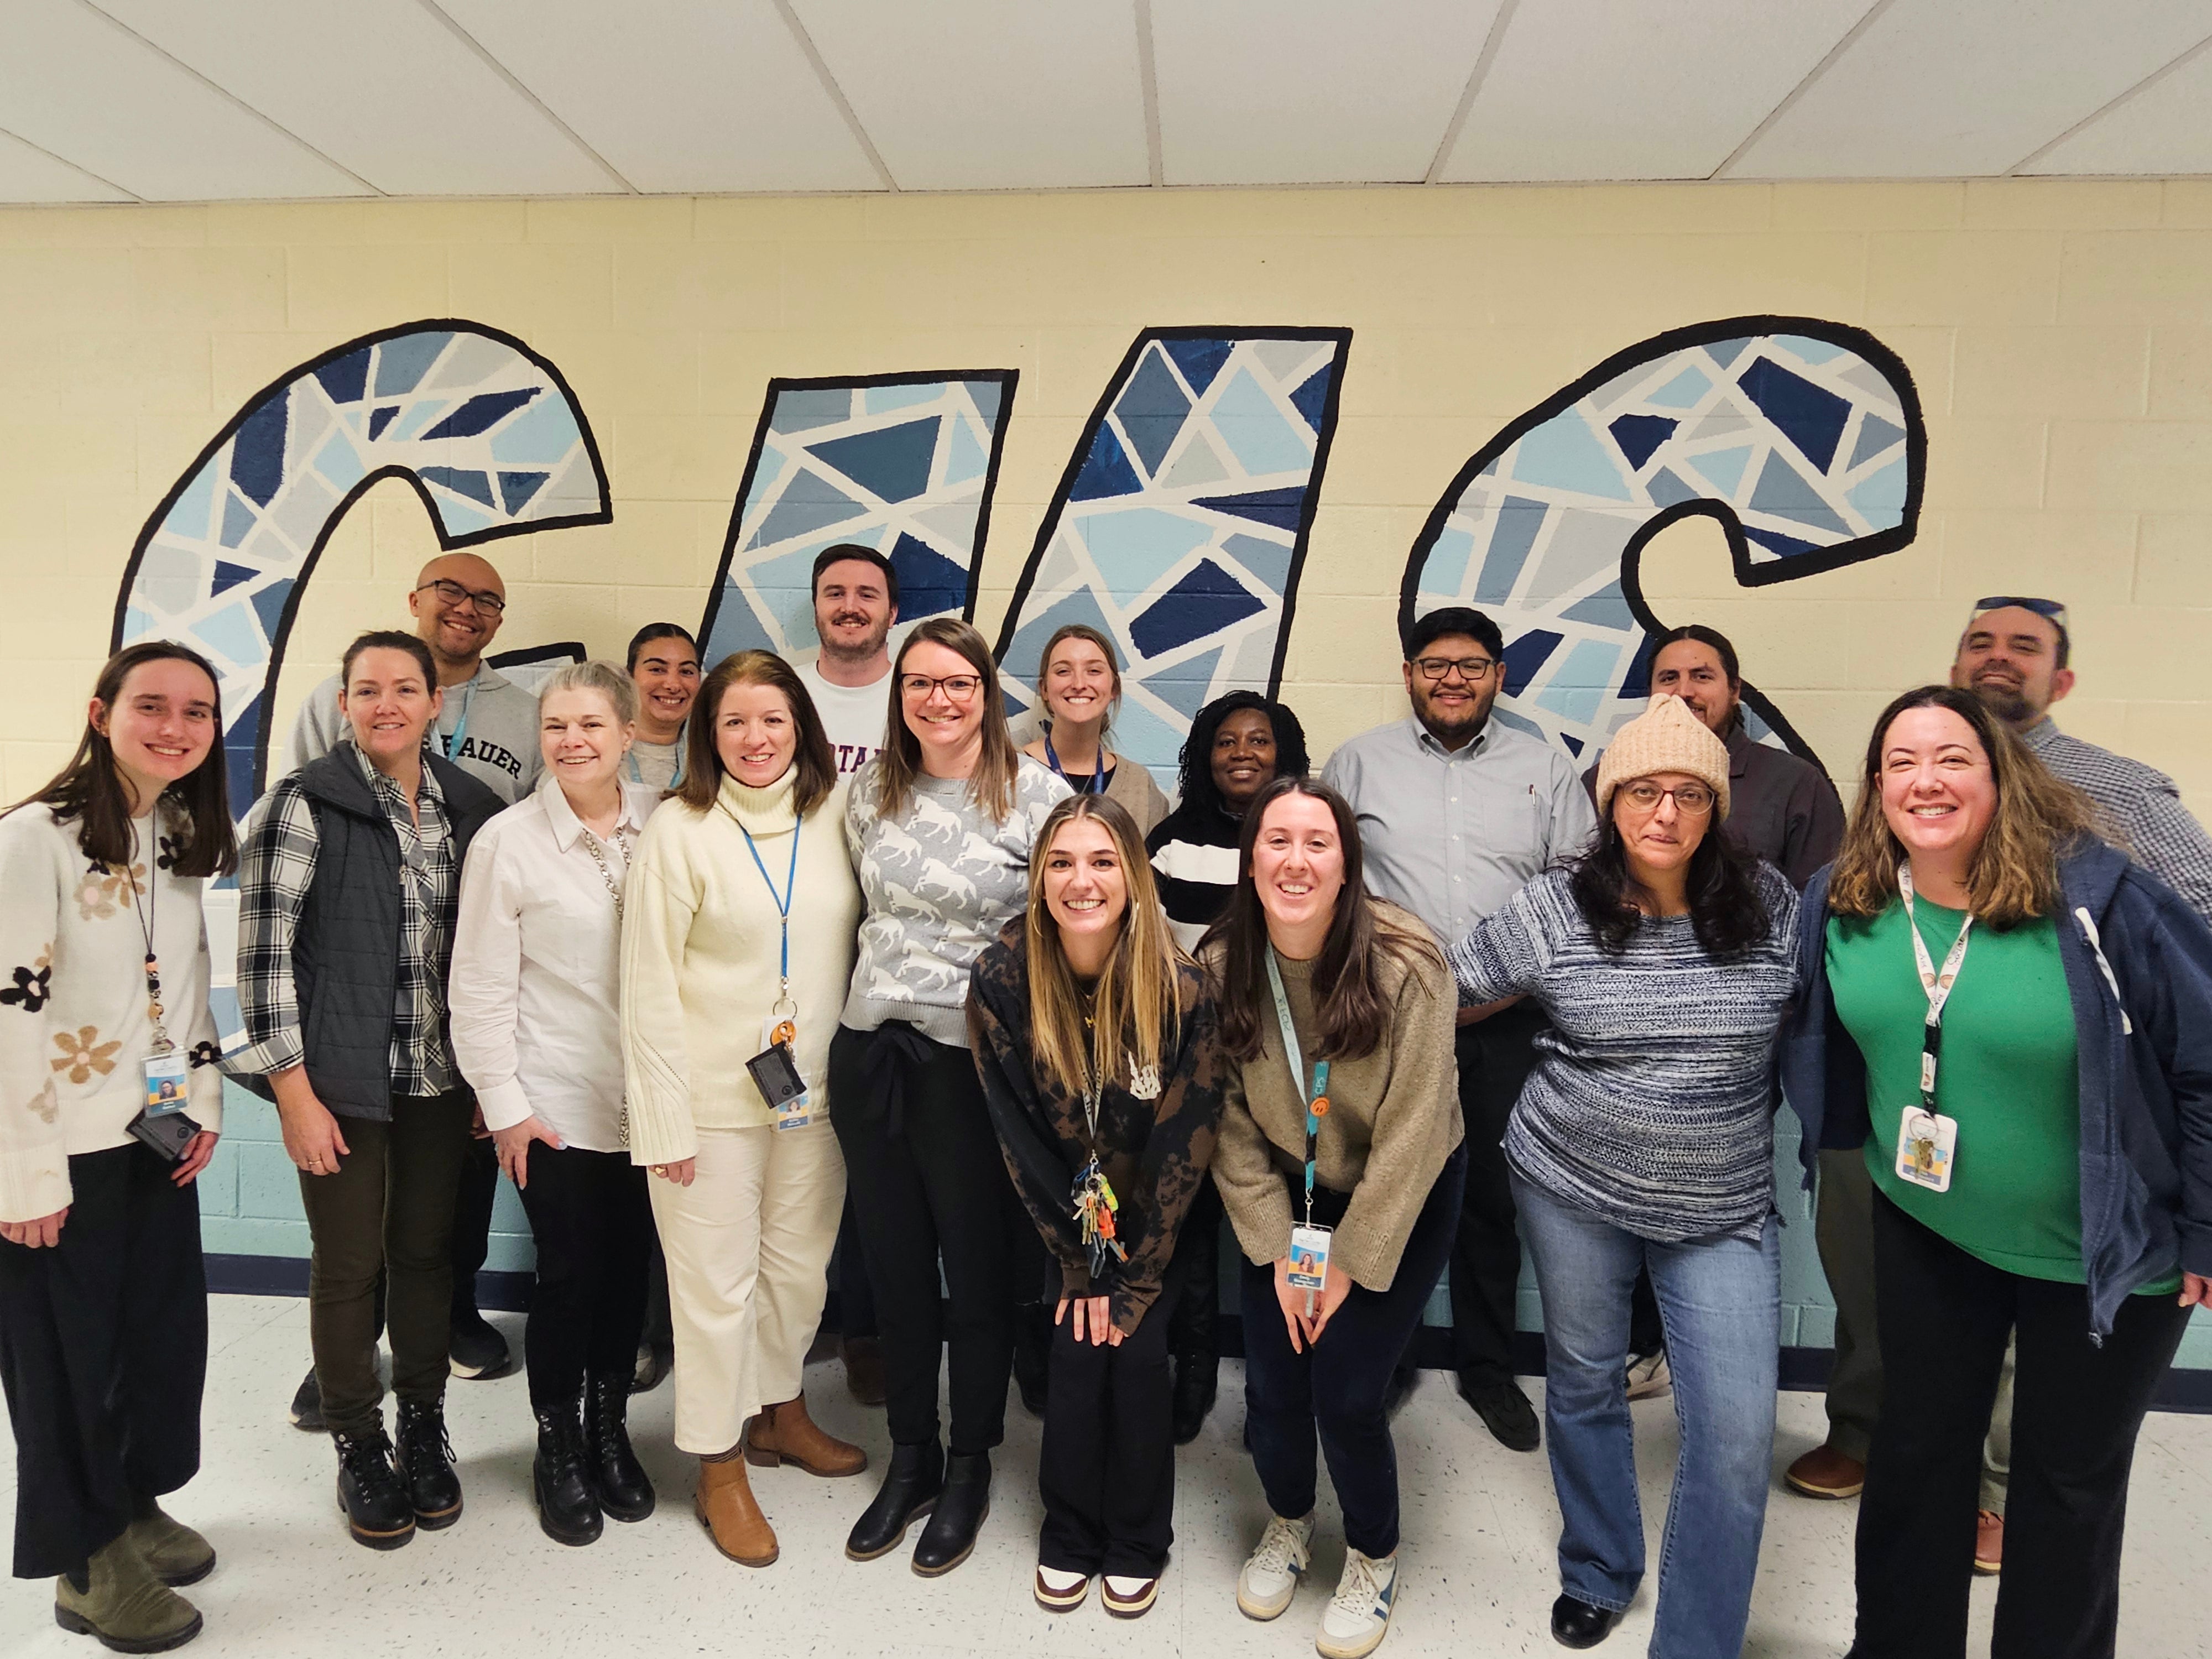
left=1, top=1295, right=2205, bottom=1657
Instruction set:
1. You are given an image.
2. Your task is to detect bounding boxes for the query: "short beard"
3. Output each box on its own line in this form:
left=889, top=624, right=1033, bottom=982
left=819, top=622, right=889, bottom=666
left=1968, top=678, right=2034, bottom=727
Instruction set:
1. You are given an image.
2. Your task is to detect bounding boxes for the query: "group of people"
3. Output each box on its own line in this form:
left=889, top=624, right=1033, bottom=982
left=2, top=535, right=2207, bottom=1659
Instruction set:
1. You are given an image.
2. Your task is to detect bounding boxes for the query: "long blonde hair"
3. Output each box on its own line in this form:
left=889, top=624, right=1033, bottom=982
left=873, top=617, right=1023, bottom=822
left=1025, top=795, right=1185, bottom=1097
left=1828, top=685, right=2106, bottom=929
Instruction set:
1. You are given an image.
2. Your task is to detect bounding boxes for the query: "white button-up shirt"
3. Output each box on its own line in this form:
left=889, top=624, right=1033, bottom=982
left=450, top=775, right=661, bottom=1152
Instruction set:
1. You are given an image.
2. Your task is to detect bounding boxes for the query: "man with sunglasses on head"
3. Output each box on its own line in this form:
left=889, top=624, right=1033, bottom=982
left=288, top=554, right=542, bottom=804
left=1323, top=606, right=1597, bottom=1453
left=277, top=553, right=541, bottom=1432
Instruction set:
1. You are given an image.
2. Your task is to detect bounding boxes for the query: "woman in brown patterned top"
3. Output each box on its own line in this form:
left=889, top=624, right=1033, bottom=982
left=968, top=794, right=1222, bottom=1621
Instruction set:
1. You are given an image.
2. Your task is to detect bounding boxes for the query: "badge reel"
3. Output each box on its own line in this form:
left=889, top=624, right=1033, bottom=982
left=748, top=1004, right=811, bottom=1131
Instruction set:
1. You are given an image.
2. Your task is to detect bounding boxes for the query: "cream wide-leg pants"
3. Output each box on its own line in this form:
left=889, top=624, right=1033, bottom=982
left=648, top=1119, right=847, bottom=1456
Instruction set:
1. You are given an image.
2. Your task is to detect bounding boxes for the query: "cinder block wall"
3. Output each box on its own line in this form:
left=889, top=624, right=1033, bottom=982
left=3, top=179, right=2206, bottom=1363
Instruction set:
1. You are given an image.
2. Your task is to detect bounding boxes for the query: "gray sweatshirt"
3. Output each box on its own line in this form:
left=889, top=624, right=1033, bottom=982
left=841, top=756, right=1071, bottom=1047
left=288, top=661, right=543, bottom=804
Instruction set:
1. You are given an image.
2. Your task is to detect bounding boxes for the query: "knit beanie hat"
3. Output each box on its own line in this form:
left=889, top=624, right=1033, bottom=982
left=1594, top=693, right=1732, bottom=821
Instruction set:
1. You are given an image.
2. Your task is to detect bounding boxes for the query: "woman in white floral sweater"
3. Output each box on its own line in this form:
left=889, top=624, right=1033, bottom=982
left=0, top=642, right=233, bottom=1655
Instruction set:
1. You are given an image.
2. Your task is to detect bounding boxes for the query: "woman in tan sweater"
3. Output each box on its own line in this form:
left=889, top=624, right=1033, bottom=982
left=1208, top=778, right=1464, bottom=1659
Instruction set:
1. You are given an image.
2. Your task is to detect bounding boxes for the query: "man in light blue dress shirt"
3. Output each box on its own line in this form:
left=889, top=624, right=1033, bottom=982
left=1323, top=606, right=1595, bottom=1452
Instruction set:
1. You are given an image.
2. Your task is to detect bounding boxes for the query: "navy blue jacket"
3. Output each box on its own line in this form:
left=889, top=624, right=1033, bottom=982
left=1780, top=839, right=2212, bottom=1337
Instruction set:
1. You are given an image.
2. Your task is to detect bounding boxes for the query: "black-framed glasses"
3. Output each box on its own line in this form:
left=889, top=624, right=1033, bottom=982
left=899, top=672, right=983, bottom=701
left=1412, top=655, right=1498, bottom=682
left=1618, top=780, right=1715, bottom=816
left=414, top=578, right=507, bottom=616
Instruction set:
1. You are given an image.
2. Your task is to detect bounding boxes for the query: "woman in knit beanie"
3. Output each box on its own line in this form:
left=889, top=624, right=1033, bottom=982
left=1443, top=693, right=1801, bottom=1657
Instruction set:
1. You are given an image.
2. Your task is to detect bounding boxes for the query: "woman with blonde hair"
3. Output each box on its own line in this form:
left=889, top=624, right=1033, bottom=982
left=620, top=650, right=865, bottom=1568
left=968, top=795, right=1223, bottom=1617
left=1019, top=623, right=1168, bottom=834
left=1782, top=685, right=2212, bottom=1659
left=833, top=617, right=1071, bottom=1575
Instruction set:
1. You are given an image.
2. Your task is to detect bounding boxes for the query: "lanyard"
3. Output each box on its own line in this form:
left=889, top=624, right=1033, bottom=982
left=1043, top=727, right=1107, bottom=796
left=124, top=817, right=173, bottom=1055
left=627, top=735, right=686, bottom=789
left=1264, top=951, right=1331, bottom=1228
left=440, top=679, right=477, bottom=765
left=727, top=805, right=801, bottom=1005
left=1898, top=862, right=1973, bottom=1107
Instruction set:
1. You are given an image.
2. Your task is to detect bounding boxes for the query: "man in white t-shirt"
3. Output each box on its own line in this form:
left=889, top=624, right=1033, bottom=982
left=794, top=545, right=897, bottom=775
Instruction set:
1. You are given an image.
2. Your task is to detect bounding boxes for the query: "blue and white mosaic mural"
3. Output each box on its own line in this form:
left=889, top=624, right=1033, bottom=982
left=995, top=329, right=1351, bottom=781
left=112, top=321, right=611, bottom=804
left=1404, top=317, right=1923, bottom=759
left=697, top=372, right=1017, bottom=666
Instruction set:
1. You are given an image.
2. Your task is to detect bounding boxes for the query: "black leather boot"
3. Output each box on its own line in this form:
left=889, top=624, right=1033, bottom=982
left=583, top=1374, right=655, bottom=1522
left=1171, top=1352, right=1218, bottom=1446
left=333, top=1426, right=415, bottom=1550
left=844, top=1439, right=942, bottom=1562
left=393, top=1399, right=463, bottom=1528
left=533, top=1402, right=603, bottom=1547
left=1551, top=1593, right=1625, bottom=1649
left=911, top=1451, right=991, bottom=1577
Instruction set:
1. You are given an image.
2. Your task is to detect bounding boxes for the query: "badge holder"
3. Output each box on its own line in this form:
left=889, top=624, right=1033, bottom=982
left=127, top=1047, right=200, bottom=1163
left=748, top=1001, right=812, bottom=1131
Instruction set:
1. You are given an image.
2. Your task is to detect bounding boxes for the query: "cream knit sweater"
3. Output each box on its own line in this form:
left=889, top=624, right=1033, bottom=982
left=619, top=770, right=859, bottom=1164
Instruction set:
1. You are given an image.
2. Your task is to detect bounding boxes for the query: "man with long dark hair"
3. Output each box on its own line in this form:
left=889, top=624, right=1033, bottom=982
left=1322, top=607, right=1595, bottom=1453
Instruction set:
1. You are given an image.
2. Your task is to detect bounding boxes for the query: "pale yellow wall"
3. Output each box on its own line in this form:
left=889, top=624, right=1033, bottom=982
left=3, top=179, right=2208, bottom=816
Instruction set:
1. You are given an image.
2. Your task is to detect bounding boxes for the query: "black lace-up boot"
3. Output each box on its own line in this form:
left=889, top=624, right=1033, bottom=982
left=394, top=1399, right=463, bottom=1528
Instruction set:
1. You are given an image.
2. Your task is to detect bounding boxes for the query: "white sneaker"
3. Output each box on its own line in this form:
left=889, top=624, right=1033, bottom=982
left=1625, top=1350, right=1672, bottom=1401
left=1237, top=1511, right=1315, bottom=1621
left=1034, top=1564, right=1090, bottom=1611
left=1316, top=1548, right=1397, bottom=1659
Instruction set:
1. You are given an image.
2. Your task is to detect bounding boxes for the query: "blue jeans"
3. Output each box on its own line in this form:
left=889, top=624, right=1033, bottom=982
left=1513, top=1175, right=1778, bottom=1659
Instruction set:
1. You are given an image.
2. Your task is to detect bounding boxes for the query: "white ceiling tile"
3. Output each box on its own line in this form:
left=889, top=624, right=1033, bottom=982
left=0, top=0, right=367, bottom=201
left=443, top=0, right=883, bottom=194
left=1731, top=0, right=2212, bottom=179
left=2025, top=41, right=2212, bottom=175
left=0, top=128, right=135, bottom=202
left=1151, top=0, right=1505, bottom=186
left=93, top=0, right=617, bottom=196
left=1440, top=0, right=1865, bottom=183
left=789, top=0, right=1148, bottom=191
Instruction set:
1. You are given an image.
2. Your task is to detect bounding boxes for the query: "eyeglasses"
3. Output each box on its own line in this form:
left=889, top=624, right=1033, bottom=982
left=1412, top=655, right=1498, bottom=682
left=414, top=578, right=507, bottom=616
left=1618, top=780, right=1716, bottom=816
left=899, top=673, right=983, bottom=701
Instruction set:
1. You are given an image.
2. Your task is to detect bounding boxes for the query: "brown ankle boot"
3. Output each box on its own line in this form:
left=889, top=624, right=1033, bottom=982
left=695, top=1454, right=778, bottom=1567
left=745, top=1395, right=868, bottom=1478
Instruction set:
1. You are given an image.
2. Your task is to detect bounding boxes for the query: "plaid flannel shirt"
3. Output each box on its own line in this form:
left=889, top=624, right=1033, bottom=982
left=2025, top=717, right=2212, bottom=928
left=234, top=744, right=458, bottom=1094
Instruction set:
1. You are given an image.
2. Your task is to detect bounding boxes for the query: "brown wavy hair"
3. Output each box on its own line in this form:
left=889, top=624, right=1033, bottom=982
left=873, top=617, right=1022, bottom=822
left=1212, top=776, right=1441, bottom=1063
left=1827, top=684, right=2104, bottom=929
left=1024, top=795, right=1186, bottom=1097
left=674, top=650, right=837, bottom=818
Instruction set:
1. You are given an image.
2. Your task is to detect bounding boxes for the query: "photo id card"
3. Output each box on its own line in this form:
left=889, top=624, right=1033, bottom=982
left=748, top=1022, right=811, bottom=1132
left=143, top=1050, right=190, bottom=1116
left=1287, top=1224, right=1333, bottom=1292
left=1895, top=1105, right=1957, bottom=1193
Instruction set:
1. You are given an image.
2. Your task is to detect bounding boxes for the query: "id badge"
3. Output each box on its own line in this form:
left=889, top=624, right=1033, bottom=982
left=1895, top=1106, right=1957, bottom=1193
left=1287, top=1223, right=1333, bottom=1291
left=750, top=1016, right=811, bottom=1131
left=143, top=1050, right=190, bottom=1117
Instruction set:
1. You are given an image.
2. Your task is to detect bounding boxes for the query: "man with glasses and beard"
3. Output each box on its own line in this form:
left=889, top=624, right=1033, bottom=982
left=1323, top=607, right=1596, bottom=1453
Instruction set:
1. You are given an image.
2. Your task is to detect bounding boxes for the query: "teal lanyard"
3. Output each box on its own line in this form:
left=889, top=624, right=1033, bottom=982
left=1265, top=951, right=1331, bottom=1228
left=727, top=806, right=801, bottom=998
left=441, top=680, right=476, bottom=764
left=627, top=737, right=686, bottom=789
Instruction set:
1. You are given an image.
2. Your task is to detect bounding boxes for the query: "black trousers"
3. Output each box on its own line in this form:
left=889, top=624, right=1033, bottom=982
left=1852, top=1191, right=2191, bottom=1659
left=513, top=1142, right=653, bottom=1413
left=828, top=1023, right=1029, bottom=1455
left=0, top=1144, right=207, bottom=1579
left=834, top=1193, right=877, bottom=1341
left=1449, top=1008, right=1543, bottom=1384
left=448, top=1133, right=498, bottom=1322
left=297, top=1092, right=474, bottom=1436
left=1164, top=1175, right=1222, bottom=1362
left=1243, top=1144, right=1467, bottom=1559
left=1039, top=1255, right=1187, bottom=1578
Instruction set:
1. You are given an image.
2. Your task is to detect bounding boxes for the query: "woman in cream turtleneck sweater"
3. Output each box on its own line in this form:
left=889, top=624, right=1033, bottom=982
left=619, top=650, right=864, bottom=1569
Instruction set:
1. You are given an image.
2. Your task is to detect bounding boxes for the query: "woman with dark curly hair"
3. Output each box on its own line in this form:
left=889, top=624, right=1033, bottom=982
left=1444, top=693, right=1799, bottom=1657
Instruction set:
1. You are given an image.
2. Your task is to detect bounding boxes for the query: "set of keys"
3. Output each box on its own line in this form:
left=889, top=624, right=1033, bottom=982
left=1072, top=1156, right=1128, bottom=1280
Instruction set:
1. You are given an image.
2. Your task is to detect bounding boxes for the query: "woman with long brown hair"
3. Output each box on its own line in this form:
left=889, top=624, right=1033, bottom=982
left=619, top=650, right=865, bottom=1568
left=968, top=795, right=1222, bottom=1618
left=832, top=617, right=1071, bottom=1576
left=1783, top=685, right=2212, bottom=1659
left=1209, top=776, right=1465, bottom=1659
left=1, top=642, right=234, bottom=1652
left=1018, top=623, right=1168, bottom=832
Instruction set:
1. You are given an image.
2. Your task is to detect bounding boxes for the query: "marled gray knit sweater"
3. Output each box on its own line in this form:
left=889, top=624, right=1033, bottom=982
left=1446, top=865, right=1800, bottom=1243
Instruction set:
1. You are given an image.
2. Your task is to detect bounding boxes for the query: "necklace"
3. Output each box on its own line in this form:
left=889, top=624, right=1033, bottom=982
left=579, top=821, right=635, bottom=918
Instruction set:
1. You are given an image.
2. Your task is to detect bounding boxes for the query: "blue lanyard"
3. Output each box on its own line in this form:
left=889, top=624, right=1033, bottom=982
left=627, top=737, right=686, bottom=789
left=441, top=679, right=476, bottom=763
left=727, top=806, right=801, bottom=997
left=1043, top=727, right=1107, bottom=796
left=1264, top=951, right=1331, bottom=1228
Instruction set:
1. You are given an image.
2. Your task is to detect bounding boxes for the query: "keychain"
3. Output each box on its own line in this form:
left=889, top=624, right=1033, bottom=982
left=1072, top=1155, right=1127, bottom=1279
